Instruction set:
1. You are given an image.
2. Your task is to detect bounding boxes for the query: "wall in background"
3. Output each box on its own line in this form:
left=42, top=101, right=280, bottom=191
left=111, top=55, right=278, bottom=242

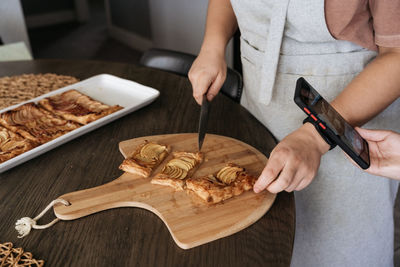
left=21, top=0, right=90, bottom=28
left=149, top=0, right=207, bottom=55
left=108, top=0, right=152, bottom=40
left=149, top=0, right=233, bottom=66
left=106, top=0, right=233, bottom=66
left=21, top=0, right=74, bottom=15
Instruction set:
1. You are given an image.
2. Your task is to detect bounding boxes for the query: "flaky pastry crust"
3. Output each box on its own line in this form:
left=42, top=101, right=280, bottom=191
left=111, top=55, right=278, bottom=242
left=186, top=163, right=256, bottom=204
left=151, top=151, right=204, bottom=190
left=119, top=141, right=171, bottom=177
left=0, top=103, right=80, bottom=144
left=39, top=89, right=122, bottom=125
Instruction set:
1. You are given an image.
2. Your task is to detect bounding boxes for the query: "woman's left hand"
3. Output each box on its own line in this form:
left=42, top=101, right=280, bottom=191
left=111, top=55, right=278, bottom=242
left=254, top=123, right=330, bottom=193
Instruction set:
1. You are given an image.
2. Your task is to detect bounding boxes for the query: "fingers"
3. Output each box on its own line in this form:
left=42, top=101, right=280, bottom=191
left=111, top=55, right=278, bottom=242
left=190, top=73, right=214, bottom=105
left=295, top=172, right=317, bottom=191
left=254, top=126, right=325, bottom=193
left=285, top=178, right=303, bottom=192
left=254, top=155, right=285, bottom=193
left=355, top=127, right=392, bottom=142
left=254, top=151, right=318, bottom=193
left=294, top=175, right=313, bottom=191
left=207, top=72, right=226, bottom=102
left=189, top=57, right=226, bottom=105
left=266, top=164, right=297, bottom=193
left=190, top=72, right=225, bottom=104
left=256, top=161, right=315, bottom=193
left=284, top=170, right=306, bottom=192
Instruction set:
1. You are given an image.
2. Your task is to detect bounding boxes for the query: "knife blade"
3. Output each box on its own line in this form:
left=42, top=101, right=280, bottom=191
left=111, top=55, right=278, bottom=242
left=198, top=94, right=210, bottom=151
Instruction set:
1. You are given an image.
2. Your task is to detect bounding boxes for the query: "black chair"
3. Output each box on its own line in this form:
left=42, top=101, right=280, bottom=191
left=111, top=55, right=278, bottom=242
left=140, top=48, right=243, bottom=103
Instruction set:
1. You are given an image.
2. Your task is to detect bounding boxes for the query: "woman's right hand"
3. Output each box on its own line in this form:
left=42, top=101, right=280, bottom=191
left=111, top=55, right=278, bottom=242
left=355, top=127, right=400, bottom=180
left=189, top=49, right=227, bottom=105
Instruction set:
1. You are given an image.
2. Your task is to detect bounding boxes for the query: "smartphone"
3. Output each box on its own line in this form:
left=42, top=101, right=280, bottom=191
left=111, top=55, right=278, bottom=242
left=294, top=77, right=370, bottom=169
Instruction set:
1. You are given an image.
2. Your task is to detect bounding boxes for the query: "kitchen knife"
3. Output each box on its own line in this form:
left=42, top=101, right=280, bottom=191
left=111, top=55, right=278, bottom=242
left=198, top=94, right=210, bottom=151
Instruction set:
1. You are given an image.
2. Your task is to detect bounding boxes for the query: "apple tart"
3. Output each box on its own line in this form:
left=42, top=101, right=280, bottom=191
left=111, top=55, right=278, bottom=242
left=0, top=103, right=80, bottom=144
left=0, top=126, right=37, bottom=163
left=186, top=163, right=257, bottom=204
left=0, top=88, right=124, bottom=164
left=39, top=89, right=122, bottom=125
left=151, top=151, right=204, bottom=190
left=119, top=141, right=171, bottom=177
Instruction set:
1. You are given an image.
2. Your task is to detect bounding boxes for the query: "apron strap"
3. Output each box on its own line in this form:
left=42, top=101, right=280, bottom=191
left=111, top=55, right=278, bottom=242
left=259, top=0, right=290, bottom=105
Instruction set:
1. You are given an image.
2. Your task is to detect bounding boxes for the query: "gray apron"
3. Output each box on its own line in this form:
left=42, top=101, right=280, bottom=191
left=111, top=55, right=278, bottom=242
left=230, top=0, right=400, bottom=266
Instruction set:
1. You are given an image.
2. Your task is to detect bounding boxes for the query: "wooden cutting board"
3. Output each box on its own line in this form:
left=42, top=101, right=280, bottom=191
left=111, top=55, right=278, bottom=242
left=53, top=133, right=276, bottom=249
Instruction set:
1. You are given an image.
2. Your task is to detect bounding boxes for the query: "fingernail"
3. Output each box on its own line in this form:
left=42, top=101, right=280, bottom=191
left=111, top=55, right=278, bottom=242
left=253, top=187, right=260, bottom=193
left=207, top=94, right=214, bottom=101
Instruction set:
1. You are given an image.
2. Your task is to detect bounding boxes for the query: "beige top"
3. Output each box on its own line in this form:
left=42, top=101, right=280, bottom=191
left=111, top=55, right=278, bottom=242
left=325, top=0, right=400, bottom=51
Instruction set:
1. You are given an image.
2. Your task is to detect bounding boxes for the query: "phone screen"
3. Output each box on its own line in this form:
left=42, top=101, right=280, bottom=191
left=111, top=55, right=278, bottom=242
left=299, top=84, right=370, bottom=165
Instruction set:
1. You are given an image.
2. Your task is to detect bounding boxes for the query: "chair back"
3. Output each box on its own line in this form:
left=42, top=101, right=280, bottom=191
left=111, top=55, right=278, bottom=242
left=140, top=48, right=243, bottom=103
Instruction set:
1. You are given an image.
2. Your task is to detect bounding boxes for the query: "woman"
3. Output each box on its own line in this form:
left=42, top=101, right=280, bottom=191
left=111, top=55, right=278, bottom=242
left=189, top=0, right=400, bottom=266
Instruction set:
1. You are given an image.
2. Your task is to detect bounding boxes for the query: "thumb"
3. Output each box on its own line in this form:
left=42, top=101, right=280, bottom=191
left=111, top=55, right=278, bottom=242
left=355, top=127, right=391, bottom=142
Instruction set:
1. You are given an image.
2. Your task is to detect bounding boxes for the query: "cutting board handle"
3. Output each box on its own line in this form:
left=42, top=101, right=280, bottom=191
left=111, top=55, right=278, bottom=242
left=54, top=173, right=142, bottom=220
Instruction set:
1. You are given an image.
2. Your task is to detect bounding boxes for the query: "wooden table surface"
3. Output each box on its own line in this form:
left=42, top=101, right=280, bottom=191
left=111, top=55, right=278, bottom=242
left=0, top=60, right=295, bottom=266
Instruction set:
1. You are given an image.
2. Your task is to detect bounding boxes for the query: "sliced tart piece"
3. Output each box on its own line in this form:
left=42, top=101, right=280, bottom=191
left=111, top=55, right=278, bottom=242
left=186, top=163, right=256, bottom=204
left=0, top=125, right=37, bottom=163
left=39, top=89, right=122, bottom=125
left=151, top=151, right=204, bottom=190
left=119, top=141, right=170, bottom=177
left=0, top=103, right=80, bottom=144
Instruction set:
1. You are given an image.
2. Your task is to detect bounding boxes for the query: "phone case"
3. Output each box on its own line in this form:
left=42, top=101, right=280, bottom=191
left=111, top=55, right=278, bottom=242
left=294, top=77, right=370, bottom=169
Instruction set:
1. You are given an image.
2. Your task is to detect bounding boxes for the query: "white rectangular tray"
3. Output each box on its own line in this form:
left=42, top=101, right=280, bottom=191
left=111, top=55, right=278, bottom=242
left=0, top=74, right=160, bottom=173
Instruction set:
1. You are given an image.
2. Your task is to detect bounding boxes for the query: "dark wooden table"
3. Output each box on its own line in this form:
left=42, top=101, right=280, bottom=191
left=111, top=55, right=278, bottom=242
left=0, top=60, right=295, bottom=266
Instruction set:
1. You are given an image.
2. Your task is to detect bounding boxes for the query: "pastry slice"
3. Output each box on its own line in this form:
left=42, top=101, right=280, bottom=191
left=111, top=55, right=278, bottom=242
left=0, top=103, right=80, bottom=144
left=151, top=151, right=204, bottom=190
left=119, top=141, right=171, bottom=177
left=39, top=89, right=122, bottom=125
left=0, top=125, right=37, bottom=163
left=186, top=163, right=257, bottom=204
